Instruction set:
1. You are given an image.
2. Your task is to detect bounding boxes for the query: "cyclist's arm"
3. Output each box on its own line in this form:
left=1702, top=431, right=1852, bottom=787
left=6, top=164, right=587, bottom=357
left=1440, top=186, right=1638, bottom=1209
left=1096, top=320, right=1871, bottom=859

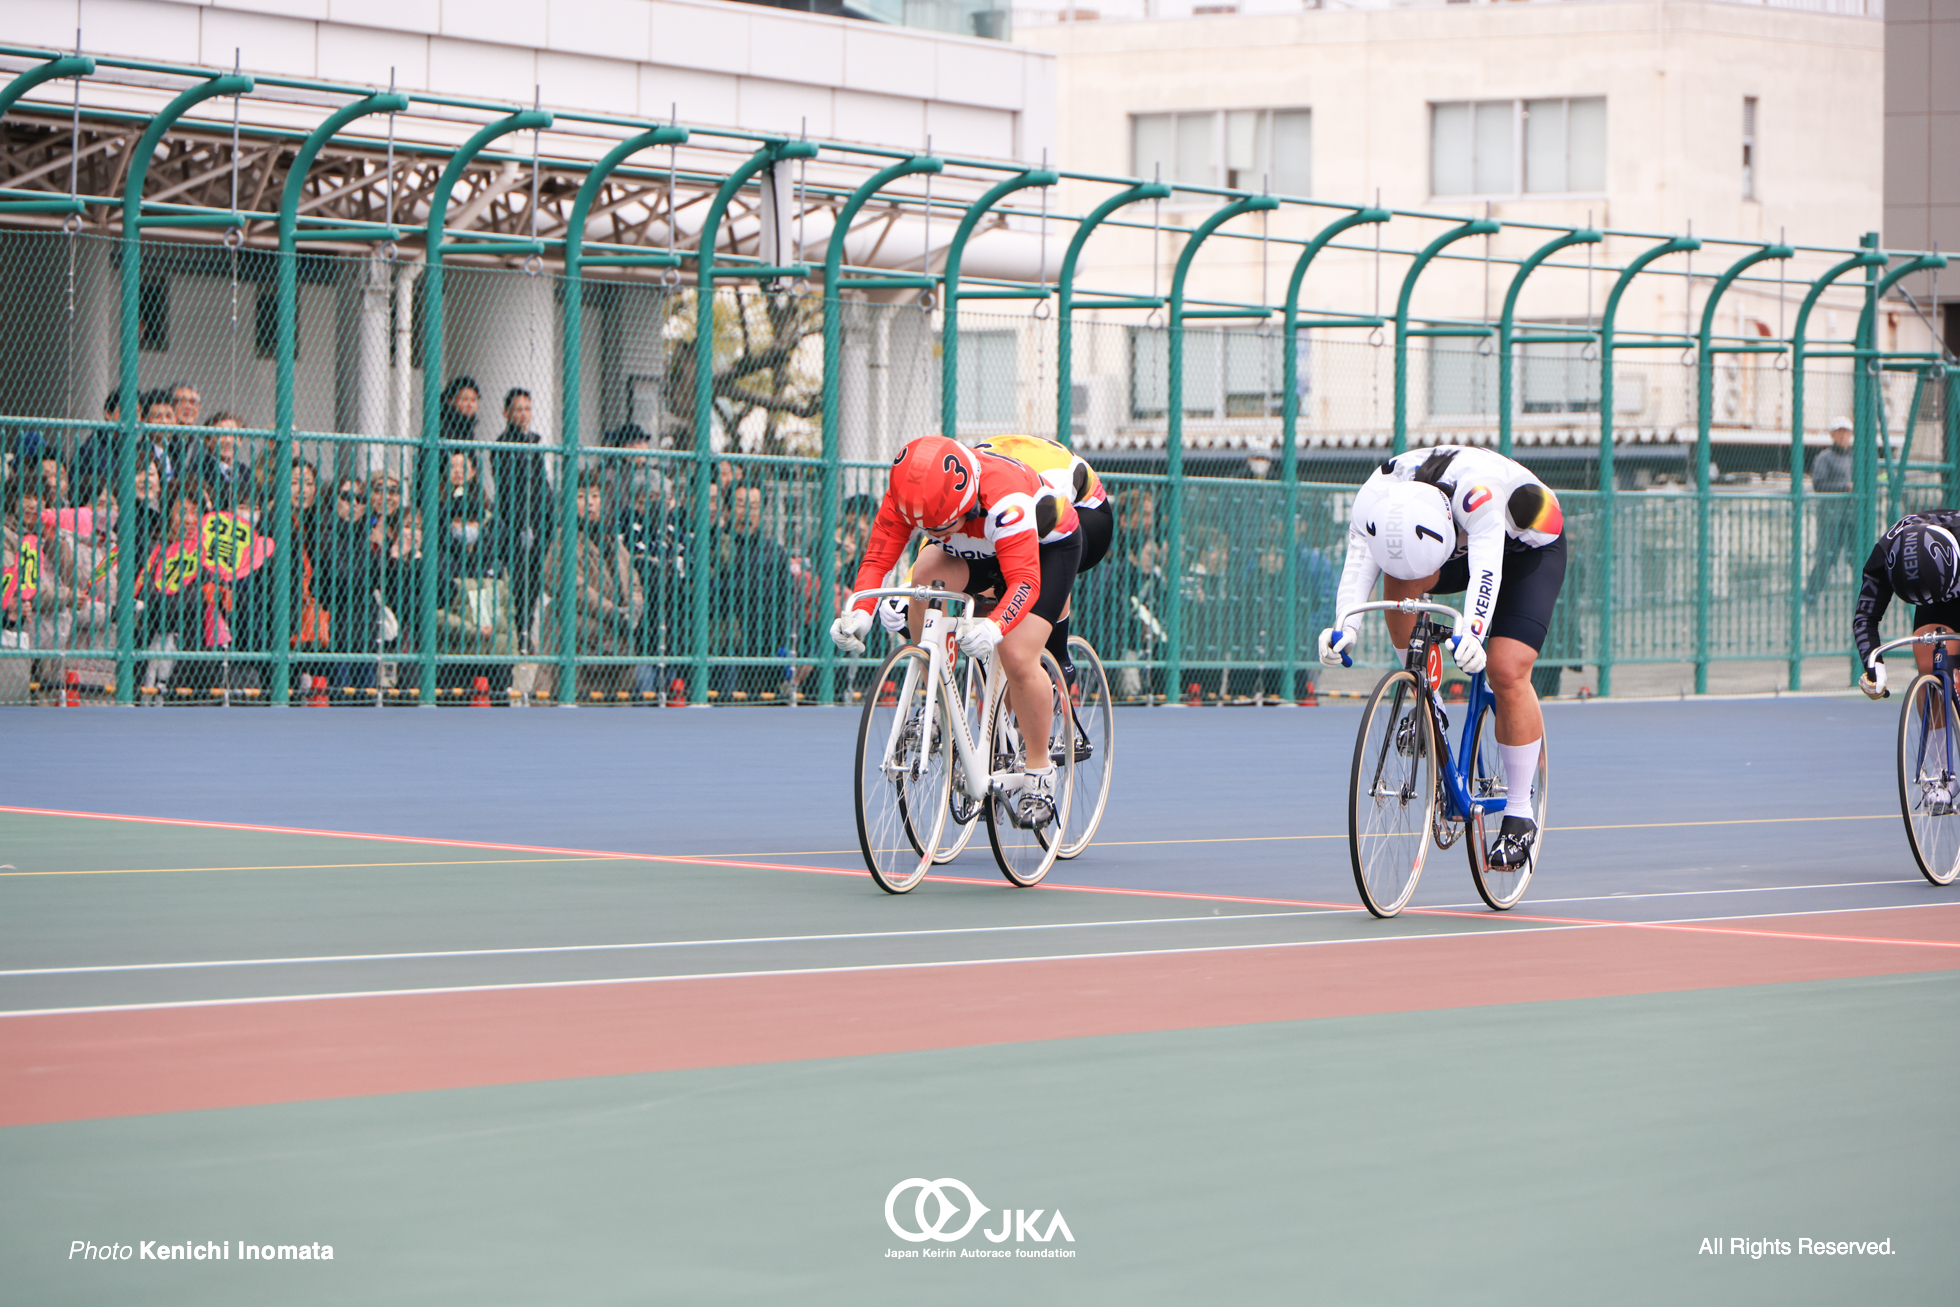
left=988, top=517, right=1043, bottom=634
left=1852, top=539, right=1893, bottom=665
left=1331, top=531, right=1381, bottom=632
left=1457, top=492, right=1509, bottom=643
left=848, top=502, right=916, bottom=613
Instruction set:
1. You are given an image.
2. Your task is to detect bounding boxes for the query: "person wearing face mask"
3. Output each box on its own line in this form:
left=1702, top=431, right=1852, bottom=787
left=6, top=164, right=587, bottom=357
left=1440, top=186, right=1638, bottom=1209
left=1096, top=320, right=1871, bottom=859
left=432, top=449, right=514, bottom=699
left=603, top=423, right=688, bottom=701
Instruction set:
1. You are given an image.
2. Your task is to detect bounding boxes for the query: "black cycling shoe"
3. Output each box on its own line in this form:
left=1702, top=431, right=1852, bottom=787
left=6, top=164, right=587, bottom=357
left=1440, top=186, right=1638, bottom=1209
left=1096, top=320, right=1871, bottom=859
left=1486, top=815, right=1538, bottom=869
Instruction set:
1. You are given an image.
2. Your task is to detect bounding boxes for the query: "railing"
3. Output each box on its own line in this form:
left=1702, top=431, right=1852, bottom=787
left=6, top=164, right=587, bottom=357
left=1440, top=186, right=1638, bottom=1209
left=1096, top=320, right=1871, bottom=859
left=0, top=43, right=1948, bottom=707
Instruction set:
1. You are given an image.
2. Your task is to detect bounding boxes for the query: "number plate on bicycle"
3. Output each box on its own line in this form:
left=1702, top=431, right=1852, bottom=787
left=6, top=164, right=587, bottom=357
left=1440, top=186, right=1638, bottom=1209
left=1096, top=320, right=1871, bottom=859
left=1425, top=643, right=1443, bottom=691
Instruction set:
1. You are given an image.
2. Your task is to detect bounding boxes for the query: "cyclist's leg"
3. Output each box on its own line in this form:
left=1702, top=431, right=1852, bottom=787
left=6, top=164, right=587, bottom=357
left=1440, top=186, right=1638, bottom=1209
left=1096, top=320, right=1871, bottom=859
left=1480, top=537, right=1566, bottom=862
left=1908, top=606, right=1960, bottom=758
left=1043, top=503, right=1113, bottom=684
left=909, top=544, right=971, bottom=637
left=997, top=534, right=1082, bottom=790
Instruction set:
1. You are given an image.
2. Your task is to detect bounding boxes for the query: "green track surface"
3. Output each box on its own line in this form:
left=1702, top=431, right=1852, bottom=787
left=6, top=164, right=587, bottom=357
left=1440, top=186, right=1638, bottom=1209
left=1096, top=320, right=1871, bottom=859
left=6, top=973, right=1954, bottom=1306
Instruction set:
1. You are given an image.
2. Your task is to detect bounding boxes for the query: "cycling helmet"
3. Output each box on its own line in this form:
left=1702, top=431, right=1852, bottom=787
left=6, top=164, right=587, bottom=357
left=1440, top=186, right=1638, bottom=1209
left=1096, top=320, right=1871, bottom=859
left=1352, top=477, right=1456, bottom=580
left=1889, top=519, right=1960, bottom=606
left=888, top=436, right=979, bottom=533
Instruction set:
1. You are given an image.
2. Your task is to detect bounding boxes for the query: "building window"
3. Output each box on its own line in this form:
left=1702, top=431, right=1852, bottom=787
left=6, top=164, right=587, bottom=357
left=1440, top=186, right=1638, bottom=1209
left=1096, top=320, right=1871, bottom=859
left=1426, top=322, right=1599, bottom=418
left=936, top=329, right=1018, bottom=427
left=137, top=276, right=169, bottom=353
left=1431, top=98, right=1605, bottom=198
left=1129, top=327, right=1294, bottom=421
left=1132, top=109, right=1311, bottom=196
left=1742, top=96, right=1757, bottom=200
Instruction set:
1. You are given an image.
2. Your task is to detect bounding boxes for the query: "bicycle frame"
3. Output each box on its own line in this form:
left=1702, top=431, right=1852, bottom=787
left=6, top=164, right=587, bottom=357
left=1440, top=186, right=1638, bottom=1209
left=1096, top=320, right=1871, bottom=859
left=1341, top=598, right=1496, bottom=827
left=851, top=586, right=997, bottom=802
left=1870, top=632, right=1960, bottom=787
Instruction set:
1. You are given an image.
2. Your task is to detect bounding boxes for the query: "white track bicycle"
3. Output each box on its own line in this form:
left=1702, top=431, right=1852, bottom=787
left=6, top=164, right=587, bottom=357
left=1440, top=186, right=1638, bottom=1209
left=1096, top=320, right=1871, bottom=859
left=849, top=584, right=1075, bottom=893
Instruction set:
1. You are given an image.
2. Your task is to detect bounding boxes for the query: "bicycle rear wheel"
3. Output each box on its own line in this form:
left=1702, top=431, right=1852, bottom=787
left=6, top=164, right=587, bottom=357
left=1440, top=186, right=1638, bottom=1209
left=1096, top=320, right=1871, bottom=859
left=1464, top=705, right=1547, bottom=910
left=1898, top=672, right=1960, bottom=886
left=984, top=651, right=1076, bottom=888
left=1057, top=635, right=1113, bottom=860
left=1348, top=669, right=1437, bottom=918
left=855, top=645, right=951, bottom=894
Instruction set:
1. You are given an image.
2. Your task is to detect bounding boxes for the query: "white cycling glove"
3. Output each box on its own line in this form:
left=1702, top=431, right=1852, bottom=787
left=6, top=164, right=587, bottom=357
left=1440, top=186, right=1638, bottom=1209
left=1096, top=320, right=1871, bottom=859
left=956, top=616, right=1004, bottom=659
left=1317, top=627, right=1357, bottom=668
left=830, top=608, right=873, bottom=654
left=1861, top=660, right=1888, bottom=700
left=1449, top=633, right=1487, bottom=675
left=876, top=594, right=910, bottom=635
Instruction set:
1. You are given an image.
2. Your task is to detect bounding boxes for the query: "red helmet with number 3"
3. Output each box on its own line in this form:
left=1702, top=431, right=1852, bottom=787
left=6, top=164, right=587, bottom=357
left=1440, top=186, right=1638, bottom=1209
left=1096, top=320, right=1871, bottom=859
left=888, top=436, right=979, bottom=533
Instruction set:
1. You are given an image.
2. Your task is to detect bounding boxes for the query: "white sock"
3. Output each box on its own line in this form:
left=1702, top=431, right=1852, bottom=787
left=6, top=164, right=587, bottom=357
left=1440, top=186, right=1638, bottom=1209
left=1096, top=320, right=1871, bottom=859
left=1392, top=645, right=1408, bottom=669
left=1499, top=739, right=1541, bottom=818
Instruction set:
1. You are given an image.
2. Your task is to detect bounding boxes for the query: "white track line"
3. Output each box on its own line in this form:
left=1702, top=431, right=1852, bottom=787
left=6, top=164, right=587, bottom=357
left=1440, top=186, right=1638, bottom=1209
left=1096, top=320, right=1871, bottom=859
left=6, top=899, right=1958, bottom=1020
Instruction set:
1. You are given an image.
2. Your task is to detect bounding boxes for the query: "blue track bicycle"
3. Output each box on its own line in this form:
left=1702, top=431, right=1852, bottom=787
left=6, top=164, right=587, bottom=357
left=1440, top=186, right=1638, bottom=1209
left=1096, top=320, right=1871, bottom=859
left=1867, top=632, right=1960, bottom=887
left=1342, top=599, right=1550, bottom=917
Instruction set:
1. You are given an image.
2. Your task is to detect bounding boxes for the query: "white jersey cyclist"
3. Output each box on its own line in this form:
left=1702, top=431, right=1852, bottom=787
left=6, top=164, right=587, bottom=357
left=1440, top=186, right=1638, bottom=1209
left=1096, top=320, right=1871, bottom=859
left=1331, top=445, right=1565, bottom=650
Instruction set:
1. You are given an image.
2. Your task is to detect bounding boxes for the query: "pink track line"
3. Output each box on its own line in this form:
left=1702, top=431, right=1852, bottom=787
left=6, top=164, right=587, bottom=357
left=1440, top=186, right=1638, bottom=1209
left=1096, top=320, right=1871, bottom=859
left=0, top=804, right=1356, bottom=911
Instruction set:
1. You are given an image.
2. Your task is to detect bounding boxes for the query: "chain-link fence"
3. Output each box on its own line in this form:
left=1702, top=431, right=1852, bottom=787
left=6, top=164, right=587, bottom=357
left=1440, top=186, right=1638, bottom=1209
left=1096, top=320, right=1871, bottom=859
left=1, top=228, right=1952, bottom=704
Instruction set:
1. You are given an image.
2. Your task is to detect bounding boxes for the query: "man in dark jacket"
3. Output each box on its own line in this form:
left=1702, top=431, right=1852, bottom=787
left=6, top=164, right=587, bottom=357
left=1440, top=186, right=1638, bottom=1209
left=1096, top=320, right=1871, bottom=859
left=492, top=387, right=555, bottom=649
left=1806, top=416, right=1857, bottom=603
left=711, top=480, right=793, bottom=701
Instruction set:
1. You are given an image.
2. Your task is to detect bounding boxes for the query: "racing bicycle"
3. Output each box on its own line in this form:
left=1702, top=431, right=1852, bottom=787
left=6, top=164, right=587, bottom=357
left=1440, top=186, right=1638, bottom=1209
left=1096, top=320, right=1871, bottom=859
left=1866, top=632, right=1960, bottom=886
left=849, top=584, right=1075, bottom=893
left=1343, top=599, right=1550, bottom=917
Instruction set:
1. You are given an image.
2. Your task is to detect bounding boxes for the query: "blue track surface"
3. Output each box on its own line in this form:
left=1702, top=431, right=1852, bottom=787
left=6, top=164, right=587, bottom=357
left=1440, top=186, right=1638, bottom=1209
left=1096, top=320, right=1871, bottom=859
left=0, top=695, right=1934, bottom=921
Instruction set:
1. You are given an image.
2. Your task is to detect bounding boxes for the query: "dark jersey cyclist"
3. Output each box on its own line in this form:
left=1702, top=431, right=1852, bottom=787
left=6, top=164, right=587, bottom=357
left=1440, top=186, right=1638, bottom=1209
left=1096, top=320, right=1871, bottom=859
left=1854, top=509, right=1960, bottom=699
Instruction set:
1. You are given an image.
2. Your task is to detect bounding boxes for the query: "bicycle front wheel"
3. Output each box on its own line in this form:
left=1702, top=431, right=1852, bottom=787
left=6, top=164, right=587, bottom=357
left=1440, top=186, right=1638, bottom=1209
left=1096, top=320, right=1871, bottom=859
left=983, top=651, right=1076, bottom=888
left=1348, top=669, right=1437, bottom=918
left=854, top=645, right=952, bottom=894
left=1464, top=705, right=1547, bottom=910
left=1057, top=635, right=1114, bottom=860
left=928, top=651, right=986, bottom=864
left=1898, top=672, right=1960, bottom=886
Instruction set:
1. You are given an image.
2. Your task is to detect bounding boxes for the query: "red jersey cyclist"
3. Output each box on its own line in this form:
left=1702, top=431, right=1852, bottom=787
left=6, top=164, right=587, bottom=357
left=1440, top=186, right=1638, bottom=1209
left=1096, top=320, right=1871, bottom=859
left=830, top=436, right=1083, bottom=825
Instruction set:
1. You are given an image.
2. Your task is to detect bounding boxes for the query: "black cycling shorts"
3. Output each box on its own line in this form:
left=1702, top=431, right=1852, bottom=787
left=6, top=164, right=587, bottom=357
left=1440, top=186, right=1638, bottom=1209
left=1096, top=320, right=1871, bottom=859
left=1075, top=501, right=1114, bottom=573
left=960, top=531, right=1082, bottom=628
left=1913, top=598, right=1960, bottom=632
left=1434, top=534, right=1567, bottom=653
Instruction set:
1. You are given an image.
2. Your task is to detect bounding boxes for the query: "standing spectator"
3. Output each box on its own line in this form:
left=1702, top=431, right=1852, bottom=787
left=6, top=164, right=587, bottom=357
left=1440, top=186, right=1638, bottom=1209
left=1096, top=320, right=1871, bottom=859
left=172, top=383, right=201, bottom=430
left=140, top=390, right=181, bottom=477
left=71, top=390, right=123, bottom=503
left=438, top=451, right=494, bottom=578
left=544, top=467, right=644, bottom=702
left=1805, top=416, right=1857, bottom=604
left=193, top=412, right=251, bottom=513
left=433, top=449, right=513, bottom=698
left=492, top=386, right=554, bottom=650
left=439, top=375, right=480, bottom=445
left=710, top=481, right=793, bottom=701
left=605, top=424, right=689, bottom=699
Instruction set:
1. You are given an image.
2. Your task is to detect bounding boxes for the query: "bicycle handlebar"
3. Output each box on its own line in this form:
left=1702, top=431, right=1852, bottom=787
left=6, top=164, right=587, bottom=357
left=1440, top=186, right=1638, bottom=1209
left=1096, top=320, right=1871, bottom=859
left=848, top=585, right=979, bottom=616
left=1340, top=599, right=1466, bottom=630
left=1866, top=632, right=1960, bottom=668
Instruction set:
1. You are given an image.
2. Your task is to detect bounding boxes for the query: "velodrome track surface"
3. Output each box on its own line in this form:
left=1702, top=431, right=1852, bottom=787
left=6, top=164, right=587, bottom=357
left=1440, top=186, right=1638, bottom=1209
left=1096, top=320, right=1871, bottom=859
left=2, top=697, right=1957, bottom=1304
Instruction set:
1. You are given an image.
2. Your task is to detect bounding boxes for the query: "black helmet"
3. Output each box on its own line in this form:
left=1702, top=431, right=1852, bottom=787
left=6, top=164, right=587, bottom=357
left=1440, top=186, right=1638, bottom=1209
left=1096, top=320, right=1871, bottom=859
left=1889, top=520, right=1960, bottom=606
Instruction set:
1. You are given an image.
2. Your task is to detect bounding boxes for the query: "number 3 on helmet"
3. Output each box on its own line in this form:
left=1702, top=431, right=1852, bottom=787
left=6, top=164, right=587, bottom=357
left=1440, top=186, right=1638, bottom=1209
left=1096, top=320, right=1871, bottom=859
left=890, top=436, right=979, bottom=533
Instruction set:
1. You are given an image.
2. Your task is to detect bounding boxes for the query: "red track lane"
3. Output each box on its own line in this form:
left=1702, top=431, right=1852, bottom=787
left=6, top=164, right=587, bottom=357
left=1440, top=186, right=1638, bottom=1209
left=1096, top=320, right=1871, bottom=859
left=5, top=906, right=1960, bottom=1128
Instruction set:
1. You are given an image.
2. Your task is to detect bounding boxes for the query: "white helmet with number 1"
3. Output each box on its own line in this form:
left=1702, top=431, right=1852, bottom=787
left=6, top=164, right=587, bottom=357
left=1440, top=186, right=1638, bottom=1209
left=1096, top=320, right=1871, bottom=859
left=1352, top=477, right=1455, bottom=580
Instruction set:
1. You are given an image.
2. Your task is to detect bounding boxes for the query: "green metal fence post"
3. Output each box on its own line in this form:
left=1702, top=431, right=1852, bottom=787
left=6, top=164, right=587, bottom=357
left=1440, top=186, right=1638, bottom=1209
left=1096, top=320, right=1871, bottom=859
left=1786, top=247, right=1888, bottom=689
left=1694, top=242, right=1794, bottom=694
left=418, top=108, right=553, bottom=706
left=1393, top=218, right=1498, bottom=455
left=816, top=154, right=942, bottom=704
left=1497, top=230, right=1601, bottom=459
left=560, top=124, right=689, bottom=706
left=1055, top=181, right=1169, bottom=446
left=1853, top=252, right=1946, bottom=552
left=115, top=71, right=254, bottom=704
left=689, top=138, right=820, bottom=704
left=1947, top=367, right=1960, bottom=506
left=274, top=92, right=407, bottom=707
left=1280, top=206, right=1388, bottom=698
left=1597, top=237, right=1699, bottom=698
left=939, top=167, right=1058, bottom=441
left=1164, top=193, right=1277, bottom=702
